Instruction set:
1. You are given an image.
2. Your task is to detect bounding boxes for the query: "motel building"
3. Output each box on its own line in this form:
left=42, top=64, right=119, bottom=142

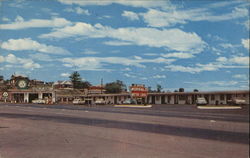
left=0, top=75, right=55, bottom=104
left=0, top=75, right=249, bottom=105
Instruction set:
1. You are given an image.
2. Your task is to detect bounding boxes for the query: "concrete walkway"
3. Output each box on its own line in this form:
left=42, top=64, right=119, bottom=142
left=197, top=106, right=242, bottom=109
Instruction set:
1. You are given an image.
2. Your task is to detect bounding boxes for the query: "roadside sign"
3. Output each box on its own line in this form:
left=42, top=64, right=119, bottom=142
left=3, top=92, right=8, bottom=97
left=130, top=84, right=148, bottom=98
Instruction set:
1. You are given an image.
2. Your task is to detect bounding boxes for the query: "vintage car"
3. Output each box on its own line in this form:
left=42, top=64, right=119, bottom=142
left=196, top=97, right=207, bottom=105
left=72, top=99, right=85, bottom=105
left=95, top=98, right=105, bottom=105
left=228, top=98, right=246, bottom=105
left=32, top=99, right=46, bottom=104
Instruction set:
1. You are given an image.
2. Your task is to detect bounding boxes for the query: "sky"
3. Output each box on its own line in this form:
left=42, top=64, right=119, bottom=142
left=0, top=0, right=249, bottom=91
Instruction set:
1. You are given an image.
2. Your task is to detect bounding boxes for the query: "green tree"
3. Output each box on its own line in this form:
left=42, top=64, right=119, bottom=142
left=156, top=84, right=162, bottom=92
left=69, top=71, right=82, bottom=89
left=105, top=80, right=126, bottom=93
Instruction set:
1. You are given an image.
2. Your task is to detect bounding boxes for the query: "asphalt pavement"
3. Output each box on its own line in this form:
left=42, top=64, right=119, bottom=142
left=0, top=103, right=249, bottom=158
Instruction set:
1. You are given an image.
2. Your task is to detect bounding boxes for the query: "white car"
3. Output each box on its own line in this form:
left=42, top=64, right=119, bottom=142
left=228, top=98, right=246, bottom=105
left=95, top=98, right=105, bottom=105
left=32, top=99, right=45, bottom=104
left=73, top=99, right=85, bottom=105
left=196, top=97, right=207, bottom=105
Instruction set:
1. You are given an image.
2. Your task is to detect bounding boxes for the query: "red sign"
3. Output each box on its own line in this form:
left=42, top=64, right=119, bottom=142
left=130, top=84, right=148, bottom=98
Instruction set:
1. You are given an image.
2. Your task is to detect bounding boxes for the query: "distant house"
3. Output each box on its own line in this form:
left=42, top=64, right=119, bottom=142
left=88, top=85, right=105, bottom=94
left=53, top=81, right=73, bottom=89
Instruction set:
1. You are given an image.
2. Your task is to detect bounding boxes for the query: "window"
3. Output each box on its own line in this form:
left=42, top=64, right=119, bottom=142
left=211, top=95, right=215, bottom=100
left=179, top=95, right=186, bottom=100
left=220, top=94, right=225, bottom=100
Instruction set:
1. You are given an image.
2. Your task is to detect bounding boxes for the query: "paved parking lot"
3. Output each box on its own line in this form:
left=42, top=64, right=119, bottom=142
left=0, top=104, right=249, bottom=158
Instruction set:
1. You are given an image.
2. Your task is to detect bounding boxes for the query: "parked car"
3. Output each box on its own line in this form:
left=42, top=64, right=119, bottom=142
left=196, top=97, right=207, bottom=105
left=32, top=99, right=45, bottom=104
left=123, top=98, right=137, bottom=104
left=95, top=98, right=105, bottom=105
left=73, top=99, right=85, bottom=105
left=228, top=98, right=246, bottom=105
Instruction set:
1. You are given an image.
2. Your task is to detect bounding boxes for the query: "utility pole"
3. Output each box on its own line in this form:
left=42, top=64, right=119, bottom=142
left=101, top=78, right=103, bottom=94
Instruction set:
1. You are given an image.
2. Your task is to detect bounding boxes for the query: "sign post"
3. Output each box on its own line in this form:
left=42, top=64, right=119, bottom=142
left=130, top=84, right=148, bottom=105
left=2, top=92, right=8, bottom=103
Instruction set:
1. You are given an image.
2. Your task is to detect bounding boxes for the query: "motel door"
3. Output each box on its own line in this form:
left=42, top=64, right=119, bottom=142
left=161, top=95, right=166, bottom=104
left=151, top=96, right=155, bottom=104
left=13, top=93, right=24, bottom=103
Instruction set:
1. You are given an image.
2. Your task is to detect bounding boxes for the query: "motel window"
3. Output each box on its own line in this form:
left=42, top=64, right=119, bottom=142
left=220, top=94, right=225, bottom=100
left=211, top=95, right=215, bottom=100
left=179, top=95, right=186, bottom=100
left=156, top=96, right=160, bottom=100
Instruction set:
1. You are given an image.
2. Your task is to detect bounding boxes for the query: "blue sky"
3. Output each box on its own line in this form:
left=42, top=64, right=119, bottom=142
left=0, top=0, right=249, bottom=91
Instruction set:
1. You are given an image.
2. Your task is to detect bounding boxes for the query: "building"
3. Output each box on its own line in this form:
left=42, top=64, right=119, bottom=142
left=53, top=81, right=73, bottom=89
left=0, top=75, right=249, bottom=105
left=88, top=85, right=105, bottom=94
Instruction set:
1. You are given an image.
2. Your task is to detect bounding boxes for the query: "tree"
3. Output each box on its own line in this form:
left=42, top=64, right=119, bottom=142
left=69, top=71, right=92, bottom=89
left=179, top=88, right=184, bottom=92
left=105, top=80, right=126, bottom=93
left=193, top=89, right=199, bottom=92
left=69, top=71, right=82, bottom=89
left=156, top=84, right=162, bottom=92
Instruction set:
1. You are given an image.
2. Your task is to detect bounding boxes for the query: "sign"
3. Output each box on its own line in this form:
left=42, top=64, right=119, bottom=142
left=16, top=79, right=29, bottom=89
left=130, top=84, right=148, bottom=98
left=3, top=92, right=8, bottom=97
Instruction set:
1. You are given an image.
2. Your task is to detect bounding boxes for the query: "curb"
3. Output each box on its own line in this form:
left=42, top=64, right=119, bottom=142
left=114, top=105, right=152, bottom=108
left=197, top=106, right=242, bottom=109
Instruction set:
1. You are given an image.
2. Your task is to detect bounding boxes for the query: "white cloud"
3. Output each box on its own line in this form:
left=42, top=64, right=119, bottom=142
left=0, top=56, right=4, bottom=62
left=81, top=50, right=99, bottom=55
left=1, top=54, right=41, bottom=70
left=233, top=74, right=248, bottom=80
left=144, top=53, right=158, bottom=56
left=60, top=73, right=71, bottom=77
left=153, top=75, right=166, bottom=79
left=61, top=56, right=174, bottom=71
left=0, top=16, right=72, bottom=30
left=229, top=56, right=249, bottom=65
left=58, top=0, right=171, bottom=10
left=123, top=67, right=131, bottom=71
left=122, top=11, right=139, bottom=20
left=141, top=6, right=248, bottom=27
left=219, top=43, right=234, bottom=49
left=161, top=52, right=194, bottom=59
left=165, top=65, right=218, bottom=73
left=216, top=56, right=249, bottom=65
left=65, top=7, right=90, bottom=15
left=241, top=39, right=249, bottom=50
left=1, top=38, right=70, bottom=55
left=216, top=57, right=227, bottom=62
left=2, top=17, right=10, bottom=22
left=185, top=80, right=239, bottom=87
left=29, top=53, right=53, bottom=62
left=165, top=55, right=249, bottom=73
left=134, top=56, right=142, bottom=60
left=103, top=41, right=132, bottom=46
left=76, top=7, right=90, bottom=15
left=124, top=73, right=136, bottom=78
left=40, top=22, right=205, bottom=54
left=243, top=20, right=249, bottom=30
